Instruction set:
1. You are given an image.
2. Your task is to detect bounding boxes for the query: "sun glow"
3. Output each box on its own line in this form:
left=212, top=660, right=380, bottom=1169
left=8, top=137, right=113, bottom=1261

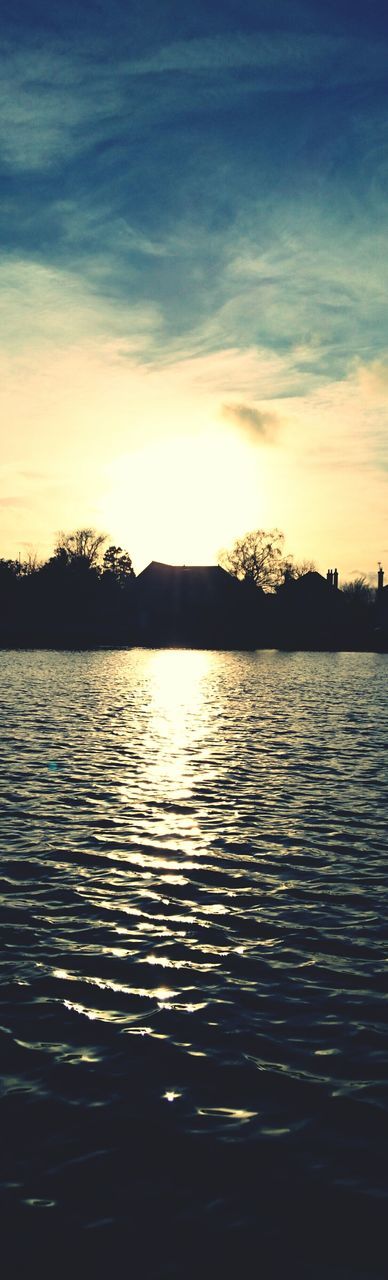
left=101, top=429, right=267, bottom=570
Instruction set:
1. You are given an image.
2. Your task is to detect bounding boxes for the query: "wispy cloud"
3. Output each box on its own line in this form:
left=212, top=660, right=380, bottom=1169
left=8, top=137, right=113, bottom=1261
left=0, top=259, right=161, bottom=354
left=1, top=10, right=388, bottom=389
left=128, top=32, right=388, bottom=89
left=0, top=496, right=31, bottom=508
left=355, top=356, right=388, bottom=400
left=221, top=401, right=280, bottom=442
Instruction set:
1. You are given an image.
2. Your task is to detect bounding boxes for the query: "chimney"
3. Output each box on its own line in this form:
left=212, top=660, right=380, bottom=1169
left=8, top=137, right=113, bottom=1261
left=378, top=565, right=384, bottom=592
left=333, top=568, right=339, bottom=590
left=326, top=569, right=333, bottom=587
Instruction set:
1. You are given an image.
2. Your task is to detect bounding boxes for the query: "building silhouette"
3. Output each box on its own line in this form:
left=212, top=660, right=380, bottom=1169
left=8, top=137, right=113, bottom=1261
left=132, top=560, right=264, bottom=647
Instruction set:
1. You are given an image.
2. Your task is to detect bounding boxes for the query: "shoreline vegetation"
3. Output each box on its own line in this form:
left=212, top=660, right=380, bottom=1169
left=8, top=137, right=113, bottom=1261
left=1, top=528, right=387, bottom=652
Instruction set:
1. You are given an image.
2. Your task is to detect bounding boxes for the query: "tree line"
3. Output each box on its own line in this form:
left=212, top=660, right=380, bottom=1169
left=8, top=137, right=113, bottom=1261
left=0, top=530, right=134, bottom=584
left=219, top=528, right=375, bottom=606
left=0, top=524, right=376, bottom=597
left=0, top=529, right=135, bottom=646
left=0, top=525, right=380, bottom=648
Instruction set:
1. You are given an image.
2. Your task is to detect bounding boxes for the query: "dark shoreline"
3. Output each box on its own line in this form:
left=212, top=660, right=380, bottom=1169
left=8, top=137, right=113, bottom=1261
left=1, top=558, right=387, bottom=653
left=1, top=640, right=387, bottom=653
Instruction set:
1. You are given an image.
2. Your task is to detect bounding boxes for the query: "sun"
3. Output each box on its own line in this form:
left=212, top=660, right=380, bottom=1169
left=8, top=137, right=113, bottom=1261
left=101, top=428, right=268, bottom=570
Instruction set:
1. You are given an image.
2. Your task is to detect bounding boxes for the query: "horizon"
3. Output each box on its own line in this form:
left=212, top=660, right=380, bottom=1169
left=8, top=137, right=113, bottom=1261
left=3, top=535, right=386, bottom=588
left=1, top=1, right=388, bottom=579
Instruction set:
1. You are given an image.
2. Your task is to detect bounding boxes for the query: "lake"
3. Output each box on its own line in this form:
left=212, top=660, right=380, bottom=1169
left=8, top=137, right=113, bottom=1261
left=1, top=648, right=388, bottom=1277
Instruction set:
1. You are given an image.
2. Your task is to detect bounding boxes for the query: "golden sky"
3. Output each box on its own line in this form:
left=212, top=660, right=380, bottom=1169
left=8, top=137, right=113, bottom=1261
left=1, top=3, right=388, bottom=581
left=1, top=301, right=387, bottom=579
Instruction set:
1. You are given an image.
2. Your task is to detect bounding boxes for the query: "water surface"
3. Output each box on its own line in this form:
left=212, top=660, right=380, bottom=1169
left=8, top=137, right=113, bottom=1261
left=1, top=649, right=388, bottom=1277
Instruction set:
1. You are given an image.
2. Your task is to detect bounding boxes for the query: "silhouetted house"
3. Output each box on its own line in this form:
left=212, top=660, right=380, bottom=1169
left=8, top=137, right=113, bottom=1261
left=375, top=573, right=388, bottom=642
left=132, top=561, right=264, bottom=647
left=273, top=570, right=349, bottom=648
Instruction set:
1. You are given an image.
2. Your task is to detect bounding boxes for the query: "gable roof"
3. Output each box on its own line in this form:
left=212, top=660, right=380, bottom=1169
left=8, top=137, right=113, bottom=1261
left=137, top=560, right=234, bottom=582
left=135, top=561, right=247, bottom=597
left=292, top=571, right=329, bottom=591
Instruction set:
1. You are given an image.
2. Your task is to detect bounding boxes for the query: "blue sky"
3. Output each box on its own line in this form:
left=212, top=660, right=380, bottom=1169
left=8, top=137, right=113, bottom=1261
left=1, top=0, right=388, bottom=573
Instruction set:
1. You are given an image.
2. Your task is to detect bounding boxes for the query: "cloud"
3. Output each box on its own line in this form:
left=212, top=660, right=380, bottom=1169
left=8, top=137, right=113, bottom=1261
left=0, top=496, right=31, bottom=508
left=221, top=401, right=280, bottom=442
left=0, top=259, right=161, bottom=355
left=0, top=46, right=91, bottom=170
left=128, top=32, right=388, bottom=90
left=0, top=2, right=388, bottom=459
left=356, top=356, right=388, bottom=401
left=0, top=9, right=387, bottom=393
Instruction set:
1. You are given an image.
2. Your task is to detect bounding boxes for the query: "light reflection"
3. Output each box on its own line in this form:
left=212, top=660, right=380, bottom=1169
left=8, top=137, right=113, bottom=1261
left=62, top=986, right=180, bottom=1019
left=106, top=853, right=196, bottom=871
left=158, top=1000, right=208, bottom=1014
left=260, top=1126, right=294, bottom=1138
left=163, top=875, right=188, bottom=885
left=102, top=947, right=130, bottom=958
left=148, top=648, right=212, bottom=727
left=144, top=954, right=219, bottom=972
left=24, top=1198, right=56, bottom=1210
left=2, top=646, right=385, bottom=1242
left=153, top=985, right=176, bottom=1000
left=197, top=903, right=227, bottom=915
left=197, top=1107, right=257, bottom=1121
left=119, top=649, right=214, bottom=856
left=125, top=1028, right=168, bottom=1040
left=64, top=1000, right=99, bottom=1021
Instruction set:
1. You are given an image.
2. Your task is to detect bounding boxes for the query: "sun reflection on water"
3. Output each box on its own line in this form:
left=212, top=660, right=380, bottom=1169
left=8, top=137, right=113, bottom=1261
left=118, top=648, right=215, bottom=861
left=145, top=647, right=212, bottom=754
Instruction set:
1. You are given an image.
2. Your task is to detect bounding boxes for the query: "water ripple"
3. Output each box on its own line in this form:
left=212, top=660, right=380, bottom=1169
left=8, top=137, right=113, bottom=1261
left=1, top=648, right=388, bottom=1276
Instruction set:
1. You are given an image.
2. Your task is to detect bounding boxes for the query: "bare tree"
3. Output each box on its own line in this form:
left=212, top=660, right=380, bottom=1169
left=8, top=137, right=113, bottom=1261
left=219, top=528, right=286, bottom=591
left=282, top=557, right=316, bottom=582
left=19, top=549, right=40, bottom=575
left=54, top=528, right=106, bottom=569
left=342, top=577, right=374, bottom=607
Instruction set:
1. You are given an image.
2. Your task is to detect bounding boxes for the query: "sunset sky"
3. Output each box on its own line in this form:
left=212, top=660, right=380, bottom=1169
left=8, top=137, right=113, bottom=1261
left=1, top=0, right=388, bottom=578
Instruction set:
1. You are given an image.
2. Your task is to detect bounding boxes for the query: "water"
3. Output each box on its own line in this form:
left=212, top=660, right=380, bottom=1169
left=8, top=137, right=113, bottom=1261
left=1, top=648, right=388, bottom=1277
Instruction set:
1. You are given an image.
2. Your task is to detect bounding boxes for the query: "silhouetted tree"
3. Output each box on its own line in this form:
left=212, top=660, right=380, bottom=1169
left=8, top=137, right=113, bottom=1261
left=102, top=545, right=135, bottom=586
left=342, top=577, right=374, bottom=610
left=0, top=558, right=21, bottom=579
left=54, top=528, right=106, bottom=569
left=281, top=557, right=316, bottom=583
left=19, top=550, right=40, bottom=575
left=337, top=577, right=375, bottom=645
left=219, top=528, right=286, bottom=591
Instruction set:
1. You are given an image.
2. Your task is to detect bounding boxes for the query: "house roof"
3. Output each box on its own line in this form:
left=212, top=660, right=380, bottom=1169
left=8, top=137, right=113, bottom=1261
left=136, top=561, right=265, bottom=597
left=284, top=570, right=338, bottom=596
left=135, top=561, right=246, bottom=594
left=132, top=560, right=262, bottom=645
left=137, top=560, right=233, bottom=581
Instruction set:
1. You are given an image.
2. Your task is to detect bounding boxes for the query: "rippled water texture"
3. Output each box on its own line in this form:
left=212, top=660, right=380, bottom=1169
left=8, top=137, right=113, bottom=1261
left=1, top=649, right=388, bottom=1277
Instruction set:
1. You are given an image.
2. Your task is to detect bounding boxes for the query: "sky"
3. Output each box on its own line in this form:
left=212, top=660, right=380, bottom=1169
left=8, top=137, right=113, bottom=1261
left=1, top=0, right=388, bottom=578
